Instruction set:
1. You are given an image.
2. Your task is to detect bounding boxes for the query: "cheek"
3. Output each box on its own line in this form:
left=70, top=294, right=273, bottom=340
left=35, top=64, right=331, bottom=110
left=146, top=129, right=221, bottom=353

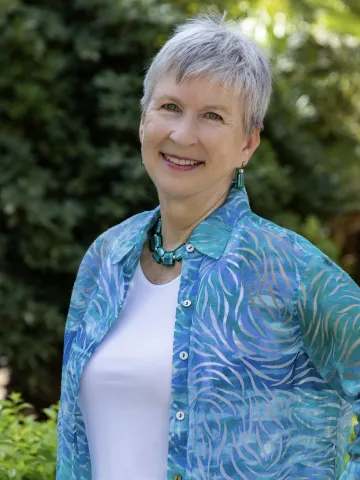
left=201, top=129, right=231, bottom=156
left=143, top=117, right=171, bottom=144
left=205, top=134, right=242, bottom=167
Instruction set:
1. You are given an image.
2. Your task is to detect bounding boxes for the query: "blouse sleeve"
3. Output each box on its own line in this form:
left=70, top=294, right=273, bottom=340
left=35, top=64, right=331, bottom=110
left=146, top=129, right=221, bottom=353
left=297, top=253, right=360, bottom=478
left=61, top=238, right=102, bottom=362
left=57, top=237, right=102, bottom=478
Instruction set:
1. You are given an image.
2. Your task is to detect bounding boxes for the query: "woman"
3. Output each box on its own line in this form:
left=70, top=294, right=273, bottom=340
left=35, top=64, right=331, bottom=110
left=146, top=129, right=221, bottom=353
left=57, top=11, right=360, bottom=480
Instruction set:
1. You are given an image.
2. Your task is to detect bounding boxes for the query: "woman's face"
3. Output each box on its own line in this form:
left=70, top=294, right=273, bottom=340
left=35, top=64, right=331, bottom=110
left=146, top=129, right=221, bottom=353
left=140, top=71, right=260, bottom=201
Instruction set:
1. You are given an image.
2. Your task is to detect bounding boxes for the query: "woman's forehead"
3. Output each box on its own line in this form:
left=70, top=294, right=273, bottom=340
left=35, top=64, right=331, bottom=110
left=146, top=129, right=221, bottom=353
left=152, top=72, right=241, bottom=110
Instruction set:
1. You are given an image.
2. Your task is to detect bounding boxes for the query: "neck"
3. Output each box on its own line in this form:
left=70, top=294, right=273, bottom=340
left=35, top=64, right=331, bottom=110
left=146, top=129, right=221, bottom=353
left=158, top=182, right=232, bottom=251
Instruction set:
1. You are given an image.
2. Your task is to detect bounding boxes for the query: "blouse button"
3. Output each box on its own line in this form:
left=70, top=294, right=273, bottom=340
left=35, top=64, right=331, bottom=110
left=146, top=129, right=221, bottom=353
left=179, top=351, right=188, bottom=360
left=176, top=411, right=185, bottom=421
left=182, top=299, right=192, bottom=307
left=173, top=475, right=182, bottom=480
left=186, top=243, right=195, bottom=253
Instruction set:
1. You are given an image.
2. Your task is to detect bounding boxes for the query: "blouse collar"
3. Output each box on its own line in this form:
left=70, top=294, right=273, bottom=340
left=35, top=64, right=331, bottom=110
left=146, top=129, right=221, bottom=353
left=111, top=183, right=250, bottom=263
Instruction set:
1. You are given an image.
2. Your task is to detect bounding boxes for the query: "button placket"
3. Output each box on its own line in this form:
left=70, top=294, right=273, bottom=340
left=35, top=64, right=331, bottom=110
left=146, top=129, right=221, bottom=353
left=168, top=248, right=199, bottom=480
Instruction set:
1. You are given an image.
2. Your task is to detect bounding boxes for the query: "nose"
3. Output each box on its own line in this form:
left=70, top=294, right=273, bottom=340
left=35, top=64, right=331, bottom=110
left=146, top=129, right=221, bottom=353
left=169, top=116, right=197, bottom=147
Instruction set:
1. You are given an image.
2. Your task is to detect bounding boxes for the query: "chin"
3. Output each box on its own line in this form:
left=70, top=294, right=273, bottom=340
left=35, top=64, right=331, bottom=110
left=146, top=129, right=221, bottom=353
left=155, top=179, right=197, bottom=200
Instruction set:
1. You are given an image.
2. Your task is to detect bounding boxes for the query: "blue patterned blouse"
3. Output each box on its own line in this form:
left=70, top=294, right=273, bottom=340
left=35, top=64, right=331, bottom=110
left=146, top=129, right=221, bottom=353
left=57, top=184, right=360, bottom=479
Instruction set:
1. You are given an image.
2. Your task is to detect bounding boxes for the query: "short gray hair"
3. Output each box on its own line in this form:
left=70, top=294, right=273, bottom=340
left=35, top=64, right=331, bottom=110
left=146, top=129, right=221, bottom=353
left=140, top=11, right=272, bottom=134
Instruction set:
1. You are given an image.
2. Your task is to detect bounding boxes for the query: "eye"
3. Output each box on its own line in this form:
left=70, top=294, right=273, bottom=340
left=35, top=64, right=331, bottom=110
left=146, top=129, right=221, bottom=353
left=205, top=112, right=223, bottom=121
left=161, top=103, right=180, bottom=112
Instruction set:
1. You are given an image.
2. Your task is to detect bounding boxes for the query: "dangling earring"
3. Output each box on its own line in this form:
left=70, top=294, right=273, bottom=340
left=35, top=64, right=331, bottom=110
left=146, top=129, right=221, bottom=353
left=141, top=157, right=144, bottom=166
left=236, top=161, right=246, bottom=189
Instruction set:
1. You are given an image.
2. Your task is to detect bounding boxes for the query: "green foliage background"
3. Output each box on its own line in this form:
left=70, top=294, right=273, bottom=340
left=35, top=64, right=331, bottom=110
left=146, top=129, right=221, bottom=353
left=0, top=393, right=57, bottom=479
left=0, top=0, right=359, bottom=408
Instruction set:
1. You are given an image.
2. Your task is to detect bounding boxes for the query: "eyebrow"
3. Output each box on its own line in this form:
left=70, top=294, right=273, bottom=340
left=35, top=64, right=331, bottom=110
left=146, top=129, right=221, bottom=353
left=156, top=95, right=231, bottom=115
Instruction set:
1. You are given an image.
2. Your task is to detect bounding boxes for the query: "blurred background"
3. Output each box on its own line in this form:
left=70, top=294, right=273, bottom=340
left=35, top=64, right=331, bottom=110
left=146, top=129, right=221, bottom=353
left=0, top=0, right=359, bottom=415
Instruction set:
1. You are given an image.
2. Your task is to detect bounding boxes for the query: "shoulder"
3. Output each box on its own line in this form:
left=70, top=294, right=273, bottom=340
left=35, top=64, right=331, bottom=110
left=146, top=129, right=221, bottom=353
left=237, top=211, right=360, bottom=306
left=68, top=209, right=155, bottom=317
left=85, top=209, right=155, bottom=261
left=72, top=209, right=156, bottom=286
left=239, top=211, right=359, bottom=305
left=240, top=211, right=336, bottom=271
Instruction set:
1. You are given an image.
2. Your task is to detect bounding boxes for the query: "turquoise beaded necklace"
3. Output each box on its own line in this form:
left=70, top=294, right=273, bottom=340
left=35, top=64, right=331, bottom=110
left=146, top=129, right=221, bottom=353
left=147, top=176, right=245, bottom=266
left=149, top=218, right=184, bottom=266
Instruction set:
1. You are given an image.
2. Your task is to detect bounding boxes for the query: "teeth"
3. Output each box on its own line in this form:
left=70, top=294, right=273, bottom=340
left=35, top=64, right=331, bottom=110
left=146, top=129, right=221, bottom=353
left=164, top=154, right=202, bottom=166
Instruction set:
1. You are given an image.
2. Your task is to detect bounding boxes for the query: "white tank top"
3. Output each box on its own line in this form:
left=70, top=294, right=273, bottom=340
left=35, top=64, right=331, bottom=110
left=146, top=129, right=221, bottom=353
left=78, top=261, right=181, bottom=479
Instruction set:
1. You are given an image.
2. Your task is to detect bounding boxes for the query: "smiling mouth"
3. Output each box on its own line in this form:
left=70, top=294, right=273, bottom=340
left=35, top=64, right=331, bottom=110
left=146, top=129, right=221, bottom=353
left=161, top=153, right=204, bottom=166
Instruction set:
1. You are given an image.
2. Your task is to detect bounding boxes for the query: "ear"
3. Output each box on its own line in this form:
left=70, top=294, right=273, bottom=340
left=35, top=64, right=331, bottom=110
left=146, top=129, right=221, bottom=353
left=139, top=114, right=145, bottom=144
left=239, top=128, right=260, bottom=168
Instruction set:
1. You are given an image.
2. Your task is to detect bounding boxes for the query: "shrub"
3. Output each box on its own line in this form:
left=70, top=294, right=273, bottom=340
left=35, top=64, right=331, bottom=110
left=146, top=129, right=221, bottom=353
left=0, top=393, right=57, bottom=479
